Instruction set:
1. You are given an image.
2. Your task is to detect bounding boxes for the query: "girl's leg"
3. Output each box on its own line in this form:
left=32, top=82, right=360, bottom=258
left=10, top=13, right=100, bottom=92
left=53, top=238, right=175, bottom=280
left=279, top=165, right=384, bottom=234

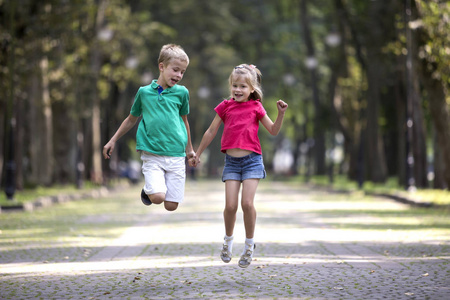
left=241, top=179, right=259, bottom=239
left=224, top=180, right=241, bottom=236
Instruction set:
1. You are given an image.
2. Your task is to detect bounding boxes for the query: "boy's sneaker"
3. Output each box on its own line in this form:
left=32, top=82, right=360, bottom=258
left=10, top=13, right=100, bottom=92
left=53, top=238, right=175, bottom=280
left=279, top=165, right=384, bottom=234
left=238, top=243, right=255, bottom=268
left=220, top=244, right=232, bottom=263
left=140, top=189, right=152, bottom=206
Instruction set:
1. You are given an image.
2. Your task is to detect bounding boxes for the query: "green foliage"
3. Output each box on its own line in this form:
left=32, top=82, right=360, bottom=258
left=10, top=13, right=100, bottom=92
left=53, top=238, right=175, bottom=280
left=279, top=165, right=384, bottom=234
left=1, top=0, right=449, bottom=189
left=416, top=0, right=450, bottom=85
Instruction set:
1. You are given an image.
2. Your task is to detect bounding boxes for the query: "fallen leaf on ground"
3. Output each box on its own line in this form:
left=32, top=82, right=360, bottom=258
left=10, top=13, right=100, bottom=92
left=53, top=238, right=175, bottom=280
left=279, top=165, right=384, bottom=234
left=256, top=265, right=267, bottom=269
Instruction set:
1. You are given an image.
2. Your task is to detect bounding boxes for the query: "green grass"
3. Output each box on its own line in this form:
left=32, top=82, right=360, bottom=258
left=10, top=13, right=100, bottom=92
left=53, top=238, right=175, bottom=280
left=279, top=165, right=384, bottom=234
left=0, top=183, right=98, bottom=207
left=280, top=175, right=450, bottom=206
left=0, top=180, right=129, bottom=208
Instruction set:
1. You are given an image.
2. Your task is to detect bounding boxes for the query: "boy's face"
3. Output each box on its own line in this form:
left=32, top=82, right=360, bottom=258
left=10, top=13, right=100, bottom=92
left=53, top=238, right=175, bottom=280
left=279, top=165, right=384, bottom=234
left=158, top=58, right=188, bottom=89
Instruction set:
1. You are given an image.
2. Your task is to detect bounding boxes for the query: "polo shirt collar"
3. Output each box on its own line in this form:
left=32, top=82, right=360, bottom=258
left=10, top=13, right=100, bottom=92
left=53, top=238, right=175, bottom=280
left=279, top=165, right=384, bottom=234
left=150, top=80, right=174, bottom=93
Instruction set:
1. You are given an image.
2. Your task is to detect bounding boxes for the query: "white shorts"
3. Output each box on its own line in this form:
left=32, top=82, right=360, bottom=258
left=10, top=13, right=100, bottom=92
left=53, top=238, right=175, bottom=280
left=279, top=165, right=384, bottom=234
left=141, top=151, right=186, bottom=203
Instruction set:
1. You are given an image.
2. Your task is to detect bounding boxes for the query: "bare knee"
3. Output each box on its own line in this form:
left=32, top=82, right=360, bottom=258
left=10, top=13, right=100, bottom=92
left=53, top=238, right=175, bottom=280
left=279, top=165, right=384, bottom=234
left=150, top=193, right=165, bottom=204
left=224, top=204, right=238, bottom=216
left=241, top=201, right=255, bottom=214
left=164, top=201, right=178, bottom=211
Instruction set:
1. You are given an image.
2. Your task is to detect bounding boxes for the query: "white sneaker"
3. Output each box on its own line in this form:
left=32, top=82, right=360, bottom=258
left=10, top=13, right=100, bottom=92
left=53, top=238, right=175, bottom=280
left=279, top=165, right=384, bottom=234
left=238, top=243, right=255, bottom=268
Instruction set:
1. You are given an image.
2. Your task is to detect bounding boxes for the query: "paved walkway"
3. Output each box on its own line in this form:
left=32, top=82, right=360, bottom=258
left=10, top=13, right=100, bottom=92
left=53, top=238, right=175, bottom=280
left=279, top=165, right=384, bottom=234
left=1, top=180, right=449, bottom=299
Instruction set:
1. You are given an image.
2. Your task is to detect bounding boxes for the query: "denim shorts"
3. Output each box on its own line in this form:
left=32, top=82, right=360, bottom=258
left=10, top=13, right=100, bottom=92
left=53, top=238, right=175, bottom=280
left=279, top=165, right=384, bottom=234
left=222, top=152, right=266, bottom=182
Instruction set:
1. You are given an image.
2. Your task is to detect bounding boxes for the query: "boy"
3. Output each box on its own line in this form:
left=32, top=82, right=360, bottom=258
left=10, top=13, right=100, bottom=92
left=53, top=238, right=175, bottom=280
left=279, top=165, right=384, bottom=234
left=103, top=44, right=194, bottom=211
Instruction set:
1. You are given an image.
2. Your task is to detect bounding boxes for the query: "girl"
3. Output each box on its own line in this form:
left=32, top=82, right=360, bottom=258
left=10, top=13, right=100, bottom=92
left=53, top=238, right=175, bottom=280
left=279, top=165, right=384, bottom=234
left=192, top=64, right=288, bottom=268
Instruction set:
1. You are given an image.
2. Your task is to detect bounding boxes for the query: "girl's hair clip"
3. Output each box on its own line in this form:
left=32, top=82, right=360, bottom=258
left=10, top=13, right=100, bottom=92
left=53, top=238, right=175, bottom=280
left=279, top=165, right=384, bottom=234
left=249, top=64, right=257, bottom=69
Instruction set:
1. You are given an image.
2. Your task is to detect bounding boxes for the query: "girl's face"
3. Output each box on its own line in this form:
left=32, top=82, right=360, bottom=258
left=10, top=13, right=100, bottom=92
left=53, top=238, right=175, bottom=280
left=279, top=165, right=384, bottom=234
left=158, top=58, right=188, bottom=89
left=231, top=75, right=254, bottom=102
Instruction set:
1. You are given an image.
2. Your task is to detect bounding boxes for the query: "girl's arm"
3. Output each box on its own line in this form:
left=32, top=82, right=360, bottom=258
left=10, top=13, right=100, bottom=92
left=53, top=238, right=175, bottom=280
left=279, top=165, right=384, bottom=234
left=181, top=115, right=195, bottom=160
left=260, top=99, right=288, bottom=136
left=193, top=114, right=223, bottom=165
left=103, top=114, right=139, bottom=159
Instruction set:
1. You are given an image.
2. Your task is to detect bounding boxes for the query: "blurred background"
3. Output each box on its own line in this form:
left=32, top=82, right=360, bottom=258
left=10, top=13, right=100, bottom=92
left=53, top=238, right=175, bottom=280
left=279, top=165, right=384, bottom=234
left=1, top=0, right=449, bottom=198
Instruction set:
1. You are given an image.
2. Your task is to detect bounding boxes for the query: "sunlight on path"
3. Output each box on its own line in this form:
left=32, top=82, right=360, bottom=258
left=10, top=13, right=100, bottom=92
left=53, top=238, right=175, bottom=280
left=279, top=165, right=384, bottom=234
left=1, top=180, right=449, bottom=299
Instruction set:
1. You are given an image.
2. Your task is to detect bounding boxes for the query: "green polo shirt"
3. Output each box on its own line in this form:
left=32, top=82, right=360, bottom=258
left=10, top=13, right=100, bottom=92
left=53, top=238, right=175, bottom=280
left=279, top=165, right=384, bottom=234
left=130, top=80, right=190, bottom=157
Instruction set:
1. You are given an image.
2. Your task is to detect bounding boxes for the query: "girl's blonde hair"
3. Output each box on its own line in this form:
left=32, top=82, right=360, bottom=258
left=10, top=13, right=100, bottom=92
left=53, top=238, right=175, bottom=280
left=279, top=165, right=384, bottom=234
left=229, top=64, right=263, bottom=101
left=158, top=44, right=189, bottom=66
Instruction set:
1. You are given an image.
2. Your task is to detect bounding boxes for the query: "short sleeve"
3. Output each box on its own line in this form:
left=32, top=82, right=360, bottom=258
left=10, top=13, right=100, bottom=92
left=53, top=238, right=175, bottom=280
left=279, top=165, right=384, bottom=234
left=130, top=87, right=142, bottom=117
left=256, top=101, right=266, bottom=120
left=214, top=100, right=228, bottom=119
left=178, top=86, right=190, bottom=116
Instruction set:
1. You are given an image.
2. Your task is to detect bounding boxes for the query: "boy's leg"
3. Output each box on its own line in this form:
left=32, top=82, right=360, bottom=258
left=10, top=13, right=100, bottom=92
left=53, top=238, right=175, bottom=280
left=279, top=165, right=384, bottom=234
left=141, top=152, right=167, bottom=206
left=163, top=156, right=186, bottom=211
left=164, top=201, right=178, bottom=211
left=149, top=193, right=166, bottom=204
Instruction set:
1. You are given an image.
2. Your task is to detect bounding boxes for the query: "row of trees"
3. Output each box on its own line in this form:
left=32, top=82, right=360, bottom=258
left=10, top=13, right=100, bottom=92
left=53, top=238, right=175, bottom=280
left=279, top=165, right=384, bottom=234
left=1, top=0, right=449, bottom=197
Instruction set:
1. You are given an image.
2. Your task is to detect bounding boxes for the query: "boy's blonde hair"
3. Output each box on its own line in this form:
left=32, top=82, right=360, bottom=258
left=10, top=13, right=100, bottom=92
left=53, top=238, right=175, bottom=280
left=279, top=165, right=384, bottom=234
left=158, top=44, right=189, bottom=66
left=229, top=64, right=263, bottom=101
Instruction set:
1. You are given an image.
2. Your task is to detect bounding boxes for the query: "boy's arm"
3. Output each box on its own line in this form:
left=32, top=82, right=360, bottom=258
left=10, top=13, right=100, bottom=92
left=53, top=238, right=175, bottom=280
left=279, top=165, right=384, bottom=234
left=103, top=114, right=139, bottom=159
left=194, top=114, right=222, bottom=165
left=181, top=115, right=195, bottom=160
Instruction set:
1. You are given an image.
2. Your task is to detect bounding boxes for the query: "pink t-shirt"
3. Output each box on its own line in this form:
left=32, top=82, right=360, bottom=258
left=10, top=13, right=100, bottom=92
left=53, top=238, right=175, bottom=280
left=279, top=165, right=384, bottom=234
left=214, top=99, right=267, bottom=154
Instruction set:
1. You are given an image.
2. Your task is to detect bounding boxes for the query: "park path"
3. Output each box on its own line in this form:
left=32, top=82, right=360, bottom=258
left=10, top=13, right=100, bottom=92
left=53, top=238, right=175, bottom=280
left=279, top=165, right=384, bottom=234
left=0, top=180, right=449, bottom=299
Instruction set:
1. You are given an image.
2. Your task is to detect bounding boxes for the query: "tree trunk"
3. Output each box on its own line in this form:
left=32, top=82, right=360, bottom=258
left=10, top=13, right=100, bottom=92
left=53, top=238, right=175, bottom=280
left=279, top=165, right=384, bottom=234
left=0, top=79, right=5, bottom=189
left=14, top=90, right=24, bottom=190
left=364, top=1, right=388, bottom=183
left=419, top=62, right=450, bottom=189
left=23, top=56, right=54, bottom=186
left=28, top=71, right=39, bottom=186
left=365, top=56, right=387, bottom=182
left=433, top=131, right=445, bottom=189
left=395, top=69, right=406, bottom=186
left=39, top=56, right=54, bottom=186
left=89, top=0, right=107, bottom=184
left=414, top=2, right=450, bottom=189
left=53, top=100, right=75, bottom=184
left=299, top=0, right=326, bottom=175
left=334, top=0, right=367, bottom=184
left=411, top=75, right=427, bottom=188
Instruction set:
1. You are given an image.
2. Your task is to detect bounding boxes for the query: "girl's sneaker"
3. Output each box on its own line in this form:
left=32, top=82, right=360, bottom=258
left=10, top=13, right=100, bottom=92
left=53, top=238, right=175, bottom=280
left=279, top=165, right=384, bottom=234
left=238, top=243, right=255, bottom=268
left=220, top=244, right=232, bottom=263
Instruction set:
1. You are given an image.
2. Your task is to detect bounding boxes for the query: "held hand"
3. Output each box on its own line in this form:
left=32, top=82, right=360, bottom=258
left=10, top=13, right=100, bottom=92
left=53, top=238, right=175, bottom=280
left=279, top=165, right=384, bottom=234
left=277, top=99, right=288, bottom=113
left=103, top=141, right=115, bottom=159
left=187, top=151, right=196, bottom=167
left=186, top=151, right=195, bottom=160
left=191, top=156, right=201, bottom=168
left=188, top=157, right=196, bottom=167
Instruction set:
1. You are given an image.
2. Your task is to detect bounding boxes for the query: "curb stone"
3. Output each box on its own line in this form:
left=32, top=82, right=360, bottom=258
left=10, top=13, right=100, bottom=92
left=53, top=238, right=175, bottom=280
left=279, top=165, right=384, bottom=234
left=306, top=183, right=449, bottom=209
left=0, top=184, right=127, bottom=213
